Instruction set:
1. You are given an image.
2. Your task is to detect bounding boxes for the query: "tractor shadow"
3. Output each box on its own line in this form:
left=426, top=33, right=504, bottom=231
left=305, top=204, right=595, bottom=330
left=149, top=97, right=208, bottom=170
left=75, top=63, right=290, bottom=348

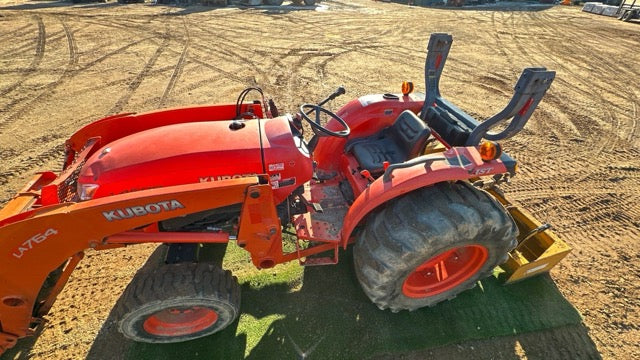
left=1, top=326, right=44, bottom=360
left=239, top=257, right=601, bottom=360
left=86, top=247, right=601, bottom=359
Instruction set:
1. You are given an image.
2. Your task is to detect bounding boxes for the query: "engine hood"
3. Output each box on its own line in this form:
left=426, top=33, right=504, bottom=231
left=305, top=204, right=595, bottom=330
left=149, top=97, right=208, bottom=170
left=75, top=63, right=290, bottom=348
left=77, top=116, right=314, bottom=205
left=78, top=120, right=263, bottom=198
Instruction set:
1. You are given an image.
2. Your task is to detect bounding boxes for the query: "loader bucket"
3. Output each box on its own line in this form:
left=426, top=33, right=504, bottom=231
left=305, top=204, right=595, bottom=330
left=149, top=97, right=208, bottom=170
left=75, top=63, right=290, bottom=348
left=488, top=189, right=572, bottom=284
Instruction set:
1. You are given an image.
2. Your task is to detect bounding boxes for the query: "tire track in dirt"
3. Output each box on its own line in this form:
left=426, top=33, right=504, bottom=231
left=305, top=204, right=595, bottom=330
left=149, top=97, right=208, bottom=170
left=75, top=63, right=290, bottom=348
left=0, top=68, right=63, bottom=75
left=98, top=16, right=177, bottom=42
left=555, top=26, right=640, bottom=146
left=158, top=22, right=261, bottom=87
left=0, top=17, right=78, bottom=133
left=137, top=58, right=245, bottom=109
left=0, top=23, right=32, bottom=42
left=144, top=25, right=326, bottom=106
left=193, top=13, right=399, bottom=55
left=509, top=183, right=638, bottom=200
left=487, top=12, right=510, bottom=58
left=186, top=41, right=268, bottom=85
left=508, top=168, right=640, bottom=223
left=0, top=16, right=80, bottom=191
left=264, top=38, right=409, bottom=101
left=511, top=148, right=640, bottom=179
left=108, top=25, right=171, bottom=114
left=1, top=40, right=42, bottom=59
left=313, top=40, right=421, bottom=90
left=80, top=18, right=155, bottom=33
left=0, top=149, right=19, bottom=161
left=0, top=34, right=153, bottom=134
left=0, top=14, right=45, bottom=97
left=0, top=143, right=65, bottom=188
left=76, top=36, right=152, bottom=73
left=176, top=76, right=233, bottom=101
left=1, top=29, right=67, bottom=61
left=0, top=18, right=48, bottom=57
left=487, top=12, right=575, bottom=153
left=490, top=11, right=627, bottom=202
left=628, top=101, right=638, bottom=144
left=61, top=64, right=177, bottom=100
left=62, top=18, right=79, bottom=68
left=0, top=26, right=78, bottom=116
left=505, top=14, right=531, bottom=63
left=185, top=22, right=272, bottom=87
left=159, top=18, right=190, bottom=108
left=186, top=11, right=420, bottom=95
left=525, top=12, right=639, bottom=154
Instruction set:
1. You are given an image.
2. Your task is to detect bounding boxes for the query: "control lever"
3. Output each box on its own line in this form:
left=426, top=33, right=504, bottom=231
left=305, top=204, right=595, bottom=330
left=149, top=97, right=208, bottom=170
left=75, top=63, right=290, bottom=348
left=304, top=86, right=346, bottom=116
left=318, top=86, right=346, bottom=107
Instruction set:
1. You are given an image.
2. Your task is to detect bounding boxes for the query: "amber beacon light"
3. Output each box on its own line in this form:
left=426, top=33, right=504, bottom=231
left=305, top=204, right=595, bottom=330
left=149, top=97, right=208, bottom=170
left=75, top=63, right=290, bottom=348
left=402, top=81, right=414, bottom=96
left=479, top=141, right=502, bottom=161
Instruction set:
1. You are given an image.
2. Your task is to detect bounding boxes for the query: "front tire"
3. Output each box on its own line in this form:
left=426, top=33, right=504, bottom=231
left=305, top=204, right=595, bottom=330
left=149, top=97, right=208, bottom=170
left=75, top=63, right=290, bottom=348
left=354, top=182, right=517, bottom=312
left=115, top=262, right=240, bottom=343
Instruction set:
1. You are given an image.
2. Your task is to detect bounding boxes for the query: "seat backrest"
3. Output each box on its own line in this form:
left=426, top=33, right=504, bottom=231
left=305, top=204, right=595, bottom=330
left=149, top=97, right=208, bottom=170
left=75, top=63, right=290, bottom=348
left=425, top=106, right=472, bottom=146
left=387, top=110, right=432, bottom=159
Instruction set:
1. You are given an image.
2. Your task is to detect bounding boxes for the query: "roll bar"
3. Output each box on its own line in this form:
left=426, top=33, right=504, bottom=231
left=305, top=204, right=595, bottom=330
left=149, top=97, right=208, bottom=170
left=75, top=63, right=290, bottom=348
left=420, top=33, right=556, bottom=146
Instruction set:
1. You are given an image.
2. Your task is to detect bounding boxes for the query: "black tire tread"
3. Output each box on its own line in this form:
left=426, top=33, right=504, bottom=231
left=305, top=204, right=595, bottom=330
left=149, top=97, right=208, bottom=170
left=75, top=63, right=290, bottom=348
left=114, top=261, right=240, bottom=343
left=354, top=182, right=517, bottom=312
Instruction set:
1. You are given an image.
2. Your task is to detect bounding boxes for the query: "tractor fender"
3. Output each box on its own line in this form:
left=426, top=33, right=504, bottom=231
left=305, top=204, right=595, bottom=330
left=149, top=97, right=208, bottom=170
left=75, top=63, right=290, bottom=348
left=340, top=147, right=507, bottom=248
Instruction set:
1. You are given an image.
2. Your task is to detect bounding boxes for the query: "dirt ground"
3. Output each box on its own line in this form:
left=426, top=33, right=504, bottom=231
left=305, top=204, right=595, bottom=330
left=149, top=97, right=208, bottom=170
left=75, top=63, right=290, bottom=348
left=0, top=0, right=638, bottom=359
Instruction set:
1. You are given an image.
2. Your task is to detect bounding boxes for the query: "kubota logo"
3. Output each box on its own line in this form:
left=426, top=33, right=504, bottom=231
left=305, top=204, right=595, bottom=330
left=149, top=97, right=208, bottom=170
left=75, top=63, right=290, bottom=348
left=102, top=200, right=185, bottom=221
left=199, top=173, right=258, bottom=182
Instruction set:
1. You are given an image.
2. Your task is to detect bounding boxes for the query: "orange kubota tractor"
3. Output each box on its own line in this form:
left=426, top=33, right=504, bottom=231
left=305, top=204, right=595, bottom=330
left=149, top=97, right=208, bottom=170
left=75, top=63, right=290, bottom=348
left=0, top=33, right=570, bottom=353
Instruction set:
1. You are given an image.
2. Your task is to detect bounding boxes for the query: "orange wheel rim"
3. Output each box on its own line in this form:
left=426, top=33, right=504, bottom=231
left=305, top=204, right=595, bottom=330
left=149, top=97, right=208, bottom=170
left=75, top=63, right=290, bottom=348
left=143, top=306, right=218, bottom=336
left=402, top=245, right=488, bottom=298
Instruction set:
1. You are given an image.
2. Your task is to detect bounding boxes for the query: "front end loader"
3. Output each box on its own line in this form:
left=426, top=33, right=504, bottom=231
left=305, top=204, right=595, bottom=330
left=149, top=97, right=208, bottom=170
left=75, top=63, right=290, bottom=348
left=0, top=33, right=570, bottom=354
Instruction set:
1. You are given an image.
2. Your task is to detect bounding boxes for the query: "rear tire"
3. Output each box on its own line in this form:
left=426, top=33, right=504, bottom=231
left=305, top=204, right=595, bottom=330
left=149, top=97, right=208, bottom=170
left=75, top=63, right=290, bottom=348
left=303, top=0, right=316, bottom=5
left=354, top=182, right=517, bottom=311
left=264, top=0, right=284, bottom=4
left=115, top=262, right=240, bottom=343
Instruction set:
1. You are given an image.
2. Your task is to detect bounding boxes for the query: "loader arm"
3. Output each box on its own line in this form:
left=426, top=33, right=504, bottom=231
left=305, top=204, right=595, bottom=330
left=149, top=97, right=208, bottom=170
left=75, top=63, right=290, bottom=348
left=0, top=177, right=264, bottom=354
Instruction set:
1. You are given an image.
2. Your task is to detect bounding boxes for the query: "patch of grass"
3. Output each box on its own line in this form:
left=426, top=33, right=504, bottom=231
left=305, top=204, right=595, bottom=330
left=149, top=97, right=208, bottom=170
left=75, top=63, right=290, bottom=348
left=126, top=245, right=582, bottom=359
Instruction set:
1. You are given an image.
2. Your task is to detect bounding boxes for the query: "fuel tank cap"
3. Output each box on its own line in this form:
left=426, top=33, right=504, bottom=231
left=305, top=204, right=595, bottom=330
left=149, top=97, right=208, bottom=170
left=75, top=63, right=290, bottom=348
left=229, top=120, right=246, bottom=130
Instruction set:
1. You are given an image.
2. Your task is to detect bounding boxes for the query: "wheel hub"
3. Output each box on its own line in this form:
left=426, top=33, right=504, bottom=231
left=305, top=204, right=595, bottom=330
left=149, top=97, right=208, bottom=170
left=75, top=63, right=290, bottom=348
left=143, top=306, right=218, bottom=337
left=402, top=245, right=488, bottom=298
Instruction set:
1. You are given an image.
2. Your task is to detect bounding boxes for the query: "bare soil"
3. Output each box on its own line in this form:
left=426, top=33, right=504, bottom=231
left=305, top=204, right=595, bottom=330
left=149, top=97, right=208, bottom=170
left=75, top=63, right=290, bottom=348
left=0, top=0, right=638, bottom=359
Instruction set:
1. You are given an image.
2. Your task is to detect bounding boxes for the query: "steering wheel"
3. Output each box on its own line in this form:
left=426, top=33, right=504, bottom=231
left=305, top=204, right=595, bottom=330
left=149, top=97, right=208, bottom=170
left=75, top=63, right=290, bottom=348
left=299, top=104, right=350, bottom=138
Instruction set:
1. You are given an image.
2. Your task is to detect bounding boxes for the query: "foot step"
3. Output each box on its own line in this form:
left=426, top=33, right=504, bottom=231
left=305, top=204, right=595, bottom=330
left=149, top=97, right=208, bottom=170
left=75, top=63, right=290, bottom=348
left=302, top=256, right=338, bottom=266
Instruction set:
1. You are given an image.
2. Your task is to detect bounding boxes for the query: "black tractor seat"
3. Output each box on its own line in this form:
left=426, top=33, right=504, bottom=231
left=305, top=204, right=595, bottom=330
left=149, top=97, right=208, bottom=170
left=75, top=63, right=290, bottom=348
left=347, top=110, right=432, bottom=175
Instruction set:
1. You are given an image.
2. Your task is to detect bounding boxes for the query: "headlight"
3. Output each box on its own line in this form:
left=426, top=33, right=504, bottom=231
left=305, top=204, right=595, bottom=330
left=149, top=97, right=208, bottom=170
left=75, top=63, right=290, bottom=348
left=78, top=183, right=99, bottom=200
